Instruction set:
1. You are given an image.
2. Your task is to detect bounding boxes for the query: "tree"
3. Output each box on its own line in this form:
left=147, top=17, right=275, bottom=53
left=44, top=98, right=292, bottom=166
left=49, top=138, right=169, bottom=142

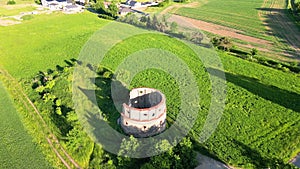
left=144, top=137, right=197, bottom=169
left=170, top=22, right=178, bottom=33
left=93, top=0, right=106, bottom=14
left=89, top=144, right=116, bottom=169
left=108, top=2, right=119, bottom=18
left=146, top=16, right=152, bottom=29
left=117, top=135, right=140, bottom=169
left=296, top=2, right=300, bottom=13
left=191, top=31, right=203, bottom=44
left=250, top=48, right=258, bottom=58
left=211, top=37, right=232, bottom=51
left=152, top=15, right=159, bottom=30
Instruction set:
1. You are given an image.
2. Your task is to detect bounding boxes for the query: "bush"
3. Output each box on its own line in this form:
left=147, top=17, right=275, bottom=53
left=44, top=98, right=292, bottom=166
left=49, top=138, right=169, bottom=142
left=34, top=0, right=41, bottom=4
left=98, top=14, right=115, bottom=20
left=7, top=0, right=16, bottom=5
left=21, top=15, right=34, bottom=20
left=295, top=2, right=300, bottom=13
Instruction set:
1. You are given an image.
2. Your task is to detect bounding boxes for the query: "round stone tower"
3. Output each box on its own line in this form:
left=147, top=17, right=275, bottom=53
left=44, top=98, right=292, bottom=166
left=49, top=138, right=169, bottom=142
left=120, top=87, right=166, bottom=137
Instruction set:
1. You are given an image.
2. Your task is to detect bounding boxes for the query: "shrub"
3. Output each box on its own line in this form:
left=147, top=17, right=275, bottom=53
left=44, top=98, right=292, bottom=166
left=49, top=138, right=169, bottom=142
left=281, top=67, right=290, bottom=72
left=7, top=0, right=16, bottom=5
left=34, top=0, right=41, bottom=4
left=98, top=14, right=115, bottom=20
left=21, top=15, right=34, bottom=20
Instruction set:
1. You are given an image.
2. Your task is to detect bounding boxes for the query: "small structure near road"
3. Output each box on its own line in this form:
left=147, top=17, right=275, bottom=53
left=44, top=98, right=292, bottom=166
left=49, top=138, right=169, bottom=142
left=120, top=87, right=166, bottom=137
left=41, top=0, right=84, bottom=12
left=118, top=7, right=133, bottom=16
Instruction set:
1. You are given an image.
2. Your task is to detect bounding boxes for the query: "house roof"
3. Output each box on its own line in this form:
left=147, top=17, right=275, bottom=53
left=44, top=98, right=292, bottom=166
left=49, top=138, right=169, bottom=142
left=119, top=7, right=132, bottom=13
left=65, top=4, right=79, bottom=8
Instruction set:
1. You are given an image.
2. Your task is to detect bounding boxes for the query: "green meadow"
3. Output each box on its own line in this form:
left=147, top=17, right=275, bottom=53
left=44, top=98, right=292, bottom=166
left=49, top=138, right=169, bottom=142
left=0, top=11, right=108, bottom=78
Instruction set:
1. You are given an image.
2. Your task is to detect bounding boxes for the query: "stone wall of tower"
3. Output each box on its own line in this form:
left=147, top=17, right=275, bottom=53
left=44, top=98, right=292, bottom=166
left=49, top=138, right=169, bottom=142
left=120, top=88, right=167, bottom=137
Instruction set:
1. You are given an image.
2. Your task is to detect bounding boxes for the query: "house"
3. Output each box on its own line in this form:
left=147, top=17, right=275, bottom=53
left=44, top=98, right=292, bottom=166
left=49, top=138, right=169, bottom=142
left=119, top=7, right=133, bottom=16
left=125, top=0, right=141, bottom=9
left=41, top=0, right=84, bottom=11
left=63, top=4, right=84, bottom=13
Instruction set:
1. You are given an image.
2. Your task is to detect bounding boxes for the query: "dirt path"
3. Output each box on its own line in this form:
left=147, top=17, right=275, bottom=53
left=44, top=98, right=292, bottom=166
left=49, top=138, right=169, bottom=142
left=0, top=19, right=21, bottom=26
left=259, top=0, right=300, bottom=57
left=168, top=14, right=273, bottom=47
left=0, top=68, right=81, bottom=169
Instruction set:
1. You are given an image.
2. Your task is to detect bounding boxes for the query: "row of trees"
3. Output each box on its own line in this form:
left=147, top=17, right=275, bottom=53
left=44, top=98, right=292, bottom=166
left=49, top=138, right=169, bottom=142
left=119, top=14, right=205, bottom=45
left=117, top=136, right=197, bottom=169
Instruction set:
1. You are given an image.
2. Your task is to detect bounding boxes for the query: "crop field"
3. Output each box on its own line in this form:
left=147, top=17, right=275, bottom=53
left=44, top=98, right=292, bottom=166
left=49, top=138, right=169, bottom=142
left=0, top=82, right=51, bottom=168
left=175, top=0, right=269, bottom=40
left=173, top=0, right=300, bottom=63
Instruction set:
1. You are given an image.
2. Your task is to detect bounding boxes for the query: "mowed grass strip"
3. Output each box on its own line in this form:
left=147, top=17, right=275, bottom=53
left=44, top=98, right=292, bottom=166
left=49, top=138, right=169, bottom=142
left=0, top=81, right=51, bottom=168
left=0, top=12, right=109, bottom=78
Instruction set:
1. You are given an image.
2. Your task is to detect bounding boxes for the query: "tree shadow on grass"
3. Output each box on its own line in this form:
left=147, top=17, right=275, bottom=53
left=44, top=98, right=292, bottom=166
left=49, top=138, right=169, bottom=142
left=232, top=139, right=295, bottom=168
left=207, top=68, right=300, bottom=112
left=256, top=8, right=300, bottom=59
left=77, top=68, right=129, bottom=132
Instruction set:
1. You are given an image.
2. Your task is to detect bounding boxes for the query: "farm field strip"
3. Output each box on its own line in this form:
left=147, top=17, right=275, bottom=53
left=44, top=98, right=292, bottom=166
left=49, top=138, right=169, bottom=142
left=172, top=0, right=300, bottom=62
left=174, top=0, right=268, bottom=39
left=0, top=67, right=81, bottom=169
left=0, top=80, right=51, bottom=168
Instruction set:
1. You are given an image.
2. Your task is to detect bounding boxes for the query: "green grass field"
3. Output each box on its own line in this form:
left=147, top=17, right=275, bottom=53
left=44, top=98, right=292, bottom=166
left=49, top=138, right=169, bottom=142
left=0, top=82, right=51, bottom=168
left=0, top=11, right=108, bottom=78
left=0, top=11, right=108, bottom=168
left=0, top=7, right=299, bottom=168
left=97, top=32, right=300, bottom=168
